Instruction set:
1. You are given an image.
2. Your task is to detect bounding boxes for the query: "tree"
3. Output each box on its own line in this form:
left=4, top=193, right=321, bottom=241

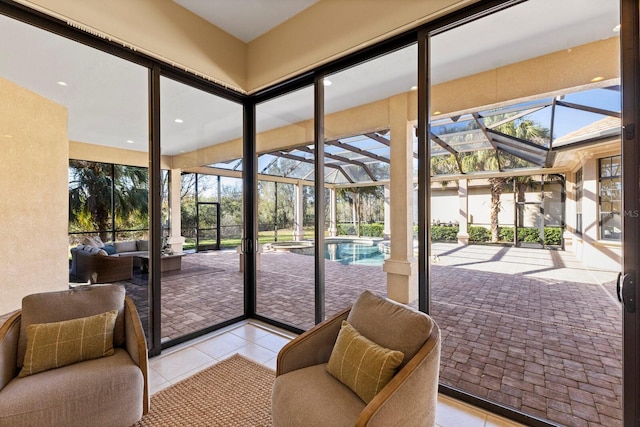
left=69, top=160, right=148, bottom=242
left=336, top=186, right=383, bottom=237
left=433, top=114, right=550, bottom=242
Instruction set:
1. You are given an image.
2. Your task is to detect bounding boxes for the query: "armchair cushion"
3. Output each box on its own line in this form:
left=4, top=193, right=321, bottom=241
left=327, top=321, right=403, bottom=403
left=18, top=285, right=126, bottom=368
left=19, top=310, right=118, bottom=377
left=347, top=290, right=433, bottom=368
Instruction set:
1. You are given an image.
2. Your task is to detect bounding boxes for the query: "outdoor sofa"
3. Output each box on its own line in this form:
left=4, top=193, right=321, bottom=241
left=69, top=237, right=149, bottom=283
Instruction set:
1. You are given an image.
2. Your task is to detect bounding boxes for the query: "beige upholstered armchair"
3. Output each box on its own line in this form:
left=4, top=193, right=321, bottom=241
left=272, top=290, right=441, bottom=427
left=0, top=284, right=149, bottom=427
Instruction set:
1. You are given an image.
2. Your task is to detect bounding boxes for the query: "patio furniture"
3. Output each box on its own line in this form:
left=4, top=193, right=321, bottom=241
left=0, top=284, right=149, bottom=427
left=70, top=245, right=133, bottom=283
left=137, top=253, right=185, bottom=272
left=272, top=290, right=441, bottom=427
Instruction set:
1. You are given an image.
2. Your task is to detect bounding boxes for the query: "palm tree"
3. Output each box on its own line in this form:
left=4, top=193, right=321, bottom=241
left=69, top=160, right=148, bottom=242
left=431, top=114, right=550, bottom=242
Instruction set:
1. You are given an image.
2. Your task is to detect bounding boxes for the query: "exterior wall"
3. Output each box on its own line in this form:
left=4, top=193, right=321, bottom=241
left=430, top=183, right=564, bottom=229
left=566, top=153, right=622, bottom=271
left=0, top=78, right=69, bottom=313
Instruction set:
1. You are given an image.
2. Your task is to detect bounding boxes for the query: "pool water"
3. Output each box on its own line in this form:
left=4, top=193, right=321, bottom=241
left=324, top=241, right=387, bottom=266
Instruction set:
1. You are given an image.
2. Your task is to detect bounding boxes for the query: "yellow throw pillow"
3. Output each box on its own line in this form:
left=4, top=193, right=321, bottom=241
left=19, top=310, right=118, bottom=377
left=326, top=321, right=404, bottom=403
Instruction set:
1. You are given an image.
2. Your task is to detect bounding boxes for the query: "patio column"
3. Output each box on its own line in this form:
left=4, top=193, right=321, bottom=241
left=293, top=181, right=305, bottom=240
left=329, top=187, right=338, bottom=237
left=168, top=168, right=185, bottom=253
left=383, top=184, right=391, bottom=239
left=457, top=179, right=470, bottom=245
left=383, top=93, right=417, bottom=304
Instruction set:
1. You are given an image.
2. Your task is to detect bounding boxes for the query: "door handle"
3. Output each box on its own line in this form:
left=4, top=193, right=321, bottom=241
left=616, top=272, right=622, bottom=302
left=621, top=272, right=636, bottom=313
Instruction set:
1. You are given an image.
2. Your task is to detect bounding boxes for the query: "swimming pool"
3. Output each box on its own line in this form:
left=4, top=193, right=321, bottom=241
left=324, top=240, right=387, bottom=266
left=266, top=238, right=388, bottom=266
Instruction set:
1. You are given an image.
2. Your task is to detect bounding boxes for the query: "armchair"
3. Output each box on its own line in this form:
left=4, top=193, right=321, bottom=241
left=272, top=290, right=441, bottom=427
left=0, top=284, right=148, bottom=427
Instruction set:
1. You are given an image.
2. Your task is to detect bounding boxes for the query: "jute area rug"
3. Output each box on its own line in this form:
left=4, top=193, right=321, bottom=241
left=133, top=354, right=275, bottom=426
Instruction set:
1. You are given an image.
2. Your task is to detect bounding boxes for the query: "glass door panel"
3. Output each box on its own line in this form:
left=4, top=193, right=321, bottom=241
left=256, top=87, right=316, bottom=330
left=323, top=44, right=417, bottom=320
left=160, top=76, right=244, bottom=344
left=427, top=1, right=622, bottom=425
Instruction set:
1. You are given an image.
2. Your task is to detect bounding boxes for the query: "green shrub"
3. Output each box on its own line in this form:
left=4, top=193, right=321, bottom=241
left=360, top=223, right=384, bottom=237
left=337, top=223, right=384, bottom=237
left=469, top=226, right=491, bottom=242
left=518, top=227, right=542, bottom=243
left=431, top=225, right=459, bottom=241
left=499, top=227, right=514, bottom=242
left=544, top=227, right=563, bottom=245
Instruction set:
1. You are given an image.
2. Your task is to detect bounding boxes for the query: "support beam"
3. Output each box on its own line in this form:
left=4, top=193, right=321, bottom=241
left=383, top=93, right=417, bottom=304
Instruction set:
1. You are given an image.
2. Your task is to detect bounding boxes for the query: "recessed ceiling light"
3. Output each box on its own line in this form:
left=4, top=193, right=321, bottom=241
left=323, top=79, right=332, bottom=86
left=433, top=111, right=442, bottom=115
left=174, top=118, right=184, bottom=123
left=591, top=76, right=605, bottom=82
left=126, top=140, right=135, bottom=144
left=613, top=24, right=621, bottom=32
left=4, top=134, right=12, bottom=138
left=410, top=86, right=418, bottom=91
left=56, top=81, right=68, bottom=87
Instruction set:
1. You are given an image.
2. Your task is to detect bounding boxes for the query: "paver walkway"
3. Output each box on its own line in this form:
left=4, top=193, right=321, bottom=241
left=1, top=242, right=619, bottom=426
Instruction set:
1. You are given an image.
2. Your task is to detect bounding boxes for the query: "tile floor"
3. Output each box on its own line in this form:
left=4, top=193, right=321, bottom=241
left=148, top=320, right=527, bottom=427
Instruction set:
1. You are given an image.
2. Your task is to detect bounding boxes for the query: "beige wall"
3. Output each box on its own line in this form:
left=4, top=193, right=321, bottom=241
left=246, top=0, right=474, bottom=92
left=0, top=78, right=69, bottom=313
left=565, top=147, right=622, bottom=271
left=69, top=141, right=172, bottom=169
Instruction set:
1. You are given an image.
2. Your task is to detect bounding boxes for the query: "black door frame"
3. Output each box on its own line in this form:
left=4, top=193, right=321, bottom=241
left=620, top=1, right=640, bottom=425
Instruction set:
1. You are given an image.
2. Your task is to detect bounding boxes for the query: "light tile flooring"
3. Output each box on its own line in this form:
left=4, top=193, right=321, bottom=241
left=148, top=320, right=527, bottom=427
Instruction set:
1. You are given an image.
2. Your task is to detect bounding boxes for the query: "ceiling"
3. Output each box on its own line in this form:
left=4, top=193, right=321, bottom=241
left=172, top=0, right=320, bottom=43
left=0, top=0, right=620, bottom=160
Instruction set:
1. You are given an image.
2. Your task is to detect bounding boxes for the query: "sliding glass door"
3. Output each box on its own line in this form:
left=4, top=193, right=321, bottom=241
left=159, top=75, right=244, bottom=345
left=425, top=1, right=623, bottom=425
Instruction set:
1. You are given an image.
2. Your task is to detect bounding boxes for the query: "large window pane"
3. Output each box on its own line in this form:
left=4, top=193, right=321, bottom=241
left=428, top=1, right=621, bottom=425
left=256, top=87, right=316, bottom=329
left=160, top=76, right=244, bottom=343
left=324, top=44, right=416, bottom=320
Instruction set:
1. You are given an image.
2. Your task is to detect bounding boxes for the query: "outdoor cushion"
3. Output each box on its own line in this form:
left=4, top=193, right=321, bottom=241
left=346, top=290, right=432, bottom=368
left=137, top=240, right=149, bottom=251
left=326, top=321, right=403, bottom=403
left=19, top=310, right=118, bottom=377
left=103, top=244, right=117, bottom=255
left=114, top=240, right=138, bottom=253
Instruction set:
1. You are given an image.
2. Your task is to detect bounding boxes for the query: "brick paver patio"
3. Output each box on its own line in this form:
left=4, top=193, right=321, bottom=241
left=1, top=242, right=621, bottom=426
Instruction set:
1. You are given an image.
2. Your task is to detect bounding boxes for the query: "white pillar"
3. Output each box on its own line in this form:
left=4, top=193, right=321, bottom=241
left=383, top=93, right=417, bottom=304
left=329, top=187, right=338, bottom=237
left=457, top=179, right=470, bottom=245
left=168, top=169, right=185, bottom=253
left=293, top=182, right=305, bottom=240
left=383, top=184, right=391, bottom=239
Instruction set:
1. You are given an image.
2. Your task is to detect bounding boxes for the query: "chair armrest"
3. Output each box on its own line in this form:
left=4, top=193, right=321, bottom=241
left=123, top=297, right=149, bottom=414
left=0, top=311, right=21, bottom=392
left=276, top=308, right=350, bottom=377
left=357, top=324, right=441, bottom=427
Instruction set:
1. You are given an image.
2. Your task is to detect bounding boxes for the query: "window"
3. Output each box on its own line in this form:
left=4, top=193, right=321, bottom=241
left=599, top=156, right=621, bottom=240
left=576, top=168, right=583, bottom=235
